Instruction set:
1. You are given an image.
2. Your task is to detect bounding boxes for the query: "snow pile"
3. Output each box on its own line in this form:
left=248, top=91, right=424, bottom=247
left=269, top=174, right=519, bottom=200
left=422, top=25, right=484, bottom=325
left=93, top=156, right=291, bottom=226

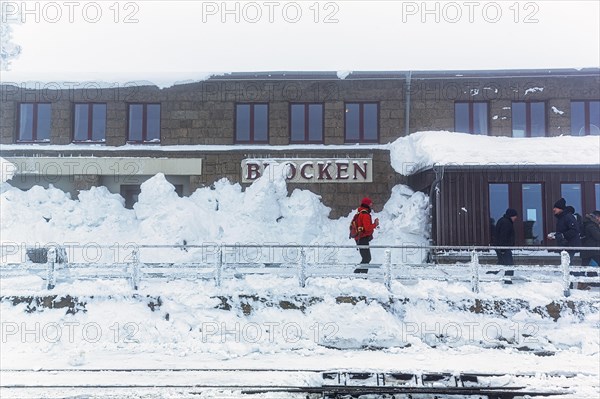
left=389, top=131, right=600, bottom=176
left=0, top=162, right=429, bottom=263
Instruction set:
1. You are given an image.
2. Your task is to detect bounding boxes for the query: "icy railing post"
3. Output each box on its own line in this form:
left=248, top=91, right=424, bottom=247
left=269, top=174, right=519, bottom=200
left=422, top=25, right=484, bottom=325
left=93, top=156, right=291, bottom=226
left=215, top=246, right=223, bottom=287
left=46, top=247, right=56, bottom=290
left=298, top=248, right=306, bottom=288
left=130, top=249, right=140, bottom=290
left=561, top=250, right=571, bottom=297
left=470, top=250, right=480, bottom=293
left=384, top=249, right=392, bottom=292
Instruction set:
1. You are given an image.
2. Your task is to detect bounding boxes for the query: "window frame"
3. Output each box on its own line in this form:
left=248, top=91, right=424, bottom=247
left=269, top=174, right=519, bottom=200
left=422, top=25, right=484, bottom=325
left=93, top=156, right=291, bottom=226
left=73, top=103, right=107, bottom=143
left=454, top=101, right=490, bottom=135
left=344, top=102, right=380, bottom=144
left=570, top=100, right=600, bottom=136
left=289, top=102, right=325, bottom=144
left=234, top=103, right=269, bottom=144
left=17, top=102, right=51, bottom=143
left=127, top=103, right=161, bottom=143
left=511, top=101, right=547, bottom=137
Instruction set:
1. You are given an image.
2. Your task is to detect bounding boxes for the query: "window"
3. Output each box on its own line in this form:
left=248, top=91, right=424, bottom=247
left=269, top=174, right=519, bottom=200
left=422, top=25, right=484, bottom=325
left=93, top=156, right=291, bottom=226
left=128, top=104, right=161, bottom=142
left=561, top=183, right=582, bottom=215
left=74, top=103, right=106, bottom=142
left=235, top=103, right=268, bottom=143
left=595, top=183, right=600, bottom=210
left=18, top=103, right=51, bottom=142
left=345, top=102, right=378, bottom=143
left=489, top=184, right=509, bottom=243
left=571, top=100, right=600, bottom=136
left=512, top=101, right=546, bottom=137
left=455, top=102, right=488, bottom=134
left=521, top=184, right=544, bottom=245
left=290, top=103, right=324, bottom=143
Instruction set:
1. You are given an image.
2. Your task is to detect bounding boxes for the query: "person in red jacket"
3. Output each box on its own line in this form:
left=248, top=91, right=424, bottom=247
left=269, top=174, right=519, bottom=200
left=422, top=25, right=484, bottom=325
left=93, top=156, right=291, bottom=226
left=354, top=197, right=379, bottom=273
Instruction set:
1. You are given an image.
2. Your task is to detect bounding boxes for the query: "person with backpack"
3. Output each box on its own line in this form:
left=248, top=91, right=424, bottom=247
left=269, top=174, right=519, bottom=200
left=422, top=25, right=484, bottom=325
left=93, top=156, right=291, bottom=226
left=349, top=197, right=379, bottom=273
left=581, top=210, right=600, bottom=267
left=547, top=198, right=581, bottom=264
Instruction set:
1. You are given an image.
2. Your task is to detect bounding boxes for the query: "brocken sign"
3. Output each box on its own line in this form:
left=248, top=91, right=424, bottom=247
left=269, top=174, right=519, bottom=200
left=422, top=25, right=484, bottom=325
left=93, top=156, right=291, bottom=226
left=241, top=158, right=372, bottom=183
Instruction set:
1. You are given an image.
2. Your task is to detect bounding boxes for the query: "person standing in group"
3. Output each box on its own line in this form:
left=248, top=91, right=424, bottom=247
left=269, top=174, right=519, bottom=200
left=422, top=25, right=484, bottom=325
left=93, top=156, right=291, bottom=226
left=581, top=210, right=600, bottom=267
left=350, top=197, right=379, bottom=273
left=494, top=208, right=518, bottom=284
left=547, top=198, right=581, bottom=264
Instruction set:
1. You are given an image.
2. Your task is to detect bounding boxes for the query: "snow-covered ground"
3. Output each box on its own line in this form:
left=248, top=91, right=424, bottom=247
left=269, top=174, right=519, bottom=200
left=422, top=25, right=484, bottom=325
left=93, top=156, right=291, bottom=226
left=1, top=132, right=599, bottom=398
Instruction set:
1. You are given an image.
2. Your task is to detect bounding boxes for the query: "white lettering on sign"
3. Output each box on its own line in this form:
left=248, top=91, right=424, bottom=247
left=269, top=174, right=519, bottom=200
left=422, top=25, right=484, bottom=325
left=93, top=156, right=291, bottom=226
left=241, top=158, right=372, bottom=183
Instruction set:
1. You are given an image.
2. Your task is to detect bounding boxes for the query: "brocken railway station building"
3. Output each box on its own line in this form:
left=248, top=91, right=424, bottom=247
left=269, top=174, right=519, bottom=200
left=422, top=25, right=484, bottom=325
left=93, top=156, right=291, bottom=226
left=1, top=69, right=599, bottom=246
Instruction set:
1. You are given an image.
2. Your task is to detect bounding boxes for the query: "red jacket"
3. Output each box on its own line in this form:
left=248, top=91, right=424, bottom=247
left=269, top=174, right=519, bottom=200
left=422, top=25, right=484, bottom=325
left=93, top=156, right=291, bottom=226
left=356, top=206, right=377, bottom=240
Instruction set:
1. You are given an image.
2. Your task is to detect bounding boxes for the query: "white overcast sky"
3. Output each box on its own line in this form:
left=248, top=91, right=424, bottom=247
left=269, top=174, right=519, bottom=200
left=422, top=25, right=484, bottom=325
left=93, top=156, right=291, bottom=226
left=1, top=0, right=599, bottom=86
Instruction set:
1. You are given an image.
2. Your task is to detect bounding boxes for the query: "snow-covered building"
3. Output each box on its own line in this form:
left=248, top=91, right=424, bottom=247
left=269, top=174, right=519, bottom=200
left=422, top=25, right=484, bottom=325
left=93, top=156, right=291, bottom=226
left=1, top=69, right=599, bottom=245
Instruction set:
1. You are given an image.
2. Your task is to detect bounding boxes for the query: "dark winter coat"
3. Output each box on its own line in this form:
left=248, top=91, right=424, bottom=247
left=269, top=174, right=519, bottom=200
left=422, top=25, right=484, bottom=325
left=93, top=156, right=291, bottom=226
left=581, top=215, right=600, bottom=258
left=494, top=215, right=515, bottom=246
left=554, top=211, right=582, bottom=247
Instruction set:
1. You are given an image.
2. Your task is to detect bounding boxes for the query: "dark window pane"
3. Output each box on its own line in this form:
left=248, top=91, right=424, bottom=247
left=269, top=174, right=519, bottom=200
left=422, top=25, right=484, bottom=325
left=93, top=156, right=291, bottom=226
left=236, top=105, right=250, bottom=142
left=290, top=104, right=305, bottom=142
left=345, top=104, right=360, bottom=141
left=571, top=101, right=585, bottom=136
left=590, top=101, right=600, bottom=136
left=308, top=104, right=323, bottom=142
left=36, top=104, right=51, bottom=141
left=522, top=184, right=544, bottom=245
left=129, top=104, right=143, bottom=141
left=74, top=104, right=89, bottom=141
left=512, top=102, right=526, bottom=137
left=92, top=104, right=106, bottom=141
left=19, top=104, right=34, bottom=141
left=489, top=184, right=509, bottom=244
left=454, top=103, right=469, bottom=133
left=595, top=184, right=600, bottom=210
left=363, top=103, right=378, bottom=141
left=253, top=104, right=268, bottom=142
left=561, top=183, right=582, bottom=215
left=147, top=104, right=161, bottom=141
left=530, top=102, right=546, bottom=137
left=473, top=102, right=488, bottom=135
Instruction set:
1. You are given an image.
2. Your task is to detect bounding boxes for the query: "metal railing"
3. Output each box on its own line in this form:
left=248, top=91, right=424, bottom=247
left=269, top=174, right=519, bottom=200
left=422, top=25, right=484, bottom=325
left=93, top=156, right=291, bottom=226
left=1, top=243, right=598, bottom=297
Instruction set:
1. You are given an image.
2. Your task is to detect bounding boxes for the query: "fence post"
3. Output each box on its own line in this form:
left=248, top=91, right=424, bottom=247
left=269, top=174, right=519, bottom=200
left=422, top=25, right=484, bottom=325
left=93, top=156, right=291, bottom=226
left=470, top=250, right=480, bottom=293
left=384, top=249, right=392, bottom=292
left=215, top=246, right=223, bottom=287
left=298, top=248, right=306, bottom=288
left=561, top=250, right=571, bottom=297
left=46, top=247, right=56, bottom=290
left=130, top=249, right=140, bottom=290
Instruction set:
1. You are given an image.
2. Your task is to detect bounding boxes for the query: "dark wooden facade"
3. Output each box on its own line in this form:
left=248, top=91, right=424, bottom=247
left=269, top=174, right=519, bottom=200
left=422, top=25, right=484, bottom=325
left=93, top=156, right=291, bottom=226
left=409, top=165, right=600, bottom=246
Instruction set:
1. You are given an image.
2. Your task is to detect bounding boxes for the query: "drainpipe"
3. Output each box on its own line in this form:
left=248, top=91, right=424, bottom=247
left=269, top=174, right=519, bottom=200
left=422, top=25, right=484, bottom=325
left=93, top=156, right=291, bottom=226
left=404, top=71, right=412, bottom=136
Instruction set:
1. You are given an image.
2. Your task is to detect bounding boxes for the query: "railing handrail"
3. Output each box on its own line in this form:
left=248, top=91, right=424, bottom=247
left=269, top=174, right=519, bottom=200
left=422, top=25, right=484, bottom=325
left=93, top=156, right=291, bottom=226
left=1, top=242, right=599, bottom=251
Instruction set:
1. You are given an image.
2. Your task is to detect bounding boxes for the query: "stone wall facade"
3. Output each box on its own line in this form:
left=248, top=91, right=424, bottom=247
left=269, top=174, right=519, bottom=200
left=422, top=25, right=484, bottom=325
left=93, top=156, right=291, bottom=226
left=1, top=70, right=598, bottom=217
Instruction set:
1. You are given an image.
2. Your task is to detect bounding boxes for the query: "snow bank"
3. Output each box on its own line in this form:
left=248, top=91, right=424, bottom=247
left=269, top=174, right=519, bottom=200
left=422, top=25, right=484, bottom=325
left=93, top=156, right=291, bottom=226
left=389, top=131, right=600, bottom=176
left=0, top=162, right=429, bottom=264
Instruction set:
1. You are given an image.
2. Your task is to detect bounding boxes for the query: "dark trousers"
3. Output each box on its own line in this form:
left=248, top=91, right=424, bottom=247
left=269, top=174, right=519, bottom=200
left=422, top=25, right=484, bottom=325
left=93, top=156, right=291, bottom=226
left=495, top=249, right=514, bottom=284
left=354, top=237, right=371, bottom=273
left=495, top=249, right=514, bottom=266
left=357, top=237, right=372, bottom=264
